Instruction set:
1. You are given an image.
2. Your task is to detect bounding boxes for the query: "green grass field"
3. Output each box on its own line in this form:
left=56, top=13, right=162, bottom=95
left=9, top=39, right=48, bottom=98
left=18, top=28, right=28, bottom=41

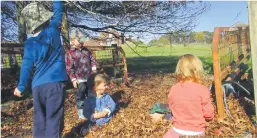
left=1, top=43, right=213, bottom=74
left=121, top=43, right=213, bottom=74
left=122, top=43, right=212, bottom=58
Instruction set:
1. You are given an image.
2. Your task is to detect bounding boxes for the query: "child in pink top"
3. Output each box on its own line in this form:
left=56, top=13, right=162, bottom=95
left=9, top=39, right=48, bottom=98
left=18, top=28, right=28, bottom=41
left=164, top=54, right=214, bottom=138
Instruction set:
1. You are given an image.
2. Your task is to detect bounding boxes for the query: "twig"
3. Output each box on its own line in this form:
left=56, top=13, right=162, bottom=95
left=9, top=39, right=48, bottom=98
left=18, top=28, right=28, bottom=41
left=124, top=41, right=145, bottom=58
left=71, top=1, right=117, bottom=20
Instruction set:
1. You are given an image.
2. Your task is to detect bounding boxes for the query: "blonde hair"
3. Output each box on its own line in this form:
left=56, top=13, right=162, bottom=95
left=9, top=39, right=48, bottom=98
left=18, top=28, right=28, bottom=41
left=175, top=54, right=204, bottom=84
left=94, top=74, right=109, bottom=88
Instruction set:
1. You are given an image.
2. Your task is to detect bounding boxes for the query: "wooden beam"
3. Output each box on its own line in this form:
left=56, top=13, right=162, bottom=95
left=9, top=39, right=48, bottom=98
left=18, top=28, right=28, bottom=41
left=86, top=46, right=117, bottom=51
left=248, top=1, right=257, bottom=117
left=1, top=43, right=23, bottom=47
left=1, top=49, right=24, bottom=54
left=117, top=47, right=129, bottom=85
left=212, top=27, right=226, bottom=119
left=98, top=63, right=124, bottom=68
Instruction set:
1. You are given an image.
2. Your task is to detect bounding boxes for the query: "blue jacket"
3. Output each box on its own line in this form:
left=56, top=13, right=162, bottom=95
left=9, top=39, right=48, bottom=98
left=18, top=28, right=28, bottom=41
left=83, top=93, right=116, bottom=126
left=18, top=1, right=67, bottom=92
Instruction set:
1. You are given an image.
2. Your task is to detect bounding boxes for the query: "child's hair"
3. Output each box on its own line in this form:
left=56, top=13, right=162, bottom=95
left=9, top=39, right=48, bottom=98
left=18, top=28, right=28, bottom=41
left=94, top=74, right=109, bottom=88
left=175, top=54, right=204, bottom=84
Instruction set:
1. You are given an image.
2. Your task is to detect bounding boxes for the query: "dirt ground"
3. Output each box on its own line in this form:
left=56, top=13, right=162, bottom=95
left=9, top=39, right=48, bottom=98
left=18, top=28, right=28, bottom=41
left=1, top=73, right=256, bottom=137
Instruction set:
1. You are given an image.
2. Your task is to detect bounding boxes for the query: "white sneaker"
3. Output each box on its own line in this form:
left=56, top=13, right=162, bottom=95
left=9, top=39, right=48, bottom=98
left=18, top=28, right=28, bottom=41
left=78, top=109, right=85, bottom=120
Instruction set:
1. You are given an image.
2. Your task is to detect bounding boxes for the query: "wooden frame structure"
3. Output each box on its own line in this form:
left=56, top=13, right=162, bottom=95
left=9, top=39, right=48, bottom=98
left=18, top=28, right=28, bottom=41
left=212, top=26, right=251, bottom=119
left=1, top=43, right=129, bottom=85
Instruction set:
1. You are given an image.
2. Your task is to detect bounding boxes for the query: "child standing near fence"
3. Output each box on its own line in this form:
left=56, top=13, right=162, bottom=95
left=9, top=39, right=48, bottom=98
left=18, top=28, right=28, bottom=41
left=164, top=54, right=214, bottom=138
left=80, top=74, right=116, bottom=136
left=14, top=1, right=67, bottom=137
left=65, top=28, right=97, bottom=120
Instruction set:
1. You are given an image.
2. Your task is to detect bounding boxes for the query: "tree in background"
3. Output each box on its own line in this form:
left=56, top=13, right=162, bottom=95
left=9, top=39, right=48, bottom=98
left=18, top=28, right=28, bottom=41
left=194, top=31, right=205, bottom=43
left=203, top=31, right=213, bottom=44
left=156, top=30, right=213, bottom=45
left=158, top=36, right=170, bottom=46
left=131, top=39, right=144, bottom=46
left=1, top=1, right=209, bottom=43
left=148, top=39, right=159, bottom=47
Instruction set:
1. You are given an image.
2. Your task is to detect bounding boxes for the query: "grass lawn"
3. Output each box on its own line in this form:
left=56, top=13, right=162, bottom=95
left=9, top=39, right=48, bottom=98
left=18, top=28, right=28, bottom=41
left=121, top=43, right=213, bottom=74
left=1, top=43, right=213, bottom=74
left=122, top=43, right=212, bottom=57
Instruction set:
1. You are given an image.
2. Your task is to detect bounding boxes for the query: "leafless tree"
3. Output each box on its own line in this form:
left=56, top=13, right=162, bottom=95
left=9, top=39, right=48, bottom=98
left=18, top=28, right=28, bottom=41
left=1, top=1, right=210, bottom=41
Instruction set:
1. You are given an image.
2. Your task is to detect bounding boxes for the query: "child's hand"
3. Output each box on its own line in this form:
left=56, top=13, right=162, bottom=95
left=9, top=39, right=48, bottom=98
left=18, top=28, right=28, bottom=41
left=14, top=88, right=22, bottom=97
left=72, top=80, right=78, bottom=88
left=93, top=111, right=109, bottom=119
left=93, top=113, right=103, bottom=119
left=150, top=113, right=164, bottom=122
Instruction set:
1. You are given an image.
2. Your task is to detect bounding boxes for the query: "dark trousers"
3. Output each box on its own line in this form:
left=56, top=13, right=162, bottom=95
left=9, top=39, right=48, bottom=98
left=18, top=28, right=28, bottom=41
left=32, top=82, right=65, bottom=138
left=76, top=82, right=88, bottom=110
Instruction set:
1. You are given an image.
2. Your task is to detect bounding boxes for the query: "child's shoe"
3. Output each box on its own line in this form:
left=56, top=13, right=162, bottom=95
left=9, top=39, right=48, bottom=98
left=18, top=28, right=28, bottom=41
left=80, top=126, right=90, bottom=136
left=91, top=125, right=101, bottom=131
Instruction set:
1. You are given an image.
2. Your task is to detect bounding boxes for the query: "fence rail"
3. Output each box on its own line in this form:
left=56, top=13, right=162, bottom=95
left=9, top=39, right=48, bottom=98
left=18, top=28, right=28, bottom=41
left=1, top=43, right=128, bottom=84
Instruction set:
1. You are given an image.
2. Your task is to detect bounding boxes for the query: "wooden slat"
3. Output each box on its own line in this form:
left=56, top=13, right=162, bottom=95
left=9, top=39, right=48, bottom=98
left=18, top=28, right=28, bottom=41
left=87, top=46, right=116, bottom=51
left=1, top=43, right=23, bottom=47
left=97, top=63, right=124, bottom=68
left=1, top=48, right=24, bottom=54
left=1, top=43, right=129, bottom=86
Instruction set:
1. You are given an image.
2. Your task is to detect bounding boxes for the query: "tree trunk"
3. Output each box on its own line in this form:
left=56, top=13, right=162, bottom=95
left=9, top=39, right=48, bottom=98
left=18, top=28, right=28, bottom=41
left=16, top=1, right=27, bottom=43
left=61, top=5, right=70, bottom=51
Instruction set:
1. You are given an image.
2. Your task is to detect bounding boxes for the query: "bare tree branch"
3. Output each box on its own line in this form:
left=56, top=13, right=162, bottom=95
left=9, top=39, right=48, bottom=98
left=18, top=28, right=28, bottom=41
left=1, top=1, right=210, bottom=42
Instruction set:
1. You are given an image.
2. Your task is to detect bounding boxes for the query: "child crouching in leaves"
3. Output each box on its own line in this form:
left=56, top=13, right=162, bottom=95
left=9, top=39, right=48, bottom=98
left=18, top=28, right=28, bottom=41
left=164, top=54, right=214, bottom=138
left=80, top=74, right=116, bottom=136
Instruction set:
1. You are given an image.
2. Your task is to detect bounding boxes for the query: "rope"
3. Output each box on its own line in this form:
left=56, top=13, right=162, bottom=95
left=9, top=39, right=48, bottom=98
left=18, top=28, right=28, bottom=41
left=222, top=84, right=234, bottom=119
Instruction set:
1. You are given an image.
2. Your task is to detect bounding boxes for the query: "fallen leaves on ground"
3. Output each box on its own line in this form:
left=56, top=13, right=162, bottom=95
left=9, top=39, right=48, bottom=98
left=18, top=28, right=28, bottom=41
left=1, top=73, right=256, bottom=137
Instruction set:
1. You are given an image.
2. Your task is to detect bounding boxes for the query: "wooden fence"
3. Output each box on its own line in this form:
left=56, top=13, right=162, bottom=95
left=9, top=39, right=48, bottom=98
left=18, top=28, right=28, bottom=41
left=212, top=26, right=251, bottom=118
left=1, top=43, right=128, bottom=84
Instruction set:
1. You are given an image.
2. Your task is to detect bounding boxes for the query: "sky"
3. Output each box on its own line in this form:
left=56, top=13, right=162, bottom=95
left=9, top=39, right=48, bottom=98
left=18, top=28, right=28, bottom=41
left=194, top=1, right=249, bottom=32
left=141, top=1, right=249, bottom=43
left=2, top=1, right=250, bottom=43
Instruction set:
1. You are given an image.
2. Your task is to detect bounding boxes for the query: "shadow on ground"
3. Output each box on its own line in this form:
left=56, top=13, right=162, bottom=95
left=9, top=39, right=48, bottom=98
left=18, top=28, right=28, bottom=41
left=1, top=55, right=213, bottom=104
left=126, top=56, right=213, bottom=74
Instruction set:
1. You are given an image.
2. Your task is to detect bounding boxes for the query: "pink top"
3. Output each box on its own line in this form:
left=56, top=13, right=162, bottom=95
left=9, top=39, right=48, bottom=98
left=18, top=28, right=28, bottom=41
left=168, top=82, right=214, bottom=132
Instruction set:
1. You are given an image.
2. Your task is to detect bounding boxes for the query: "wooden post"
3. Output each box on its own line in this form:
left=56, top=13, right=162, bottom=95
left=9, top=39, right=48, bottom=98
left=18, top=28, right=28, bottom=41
left=112, top=44, right=120, bottom=78
left=16, top=1, right=27, bottom=43
left=121, top=32, right=125, bottom=44
left=237, top=27, right=243, bottom=55
left=246, top=26, right=251, bottom=50
left=117, top=47, right=129, bottom=85
left=248, top=1, right=257, bottom=117
left=212, top=27, right=225, bottom=119
left=242, top=28, right=247, bottom=55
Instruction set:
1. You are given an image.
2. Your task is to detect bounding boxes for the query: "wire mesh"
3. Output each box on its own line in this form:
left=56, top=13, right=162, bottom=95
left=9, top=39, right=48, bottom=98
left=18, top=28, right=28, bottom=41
left=1, top=44, right=127, bottom=79
left=217, top=27, right=250, bottom=71
left=88, top=46, right=126, bottom=78
left=1, top=54, right=23, bottom=69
